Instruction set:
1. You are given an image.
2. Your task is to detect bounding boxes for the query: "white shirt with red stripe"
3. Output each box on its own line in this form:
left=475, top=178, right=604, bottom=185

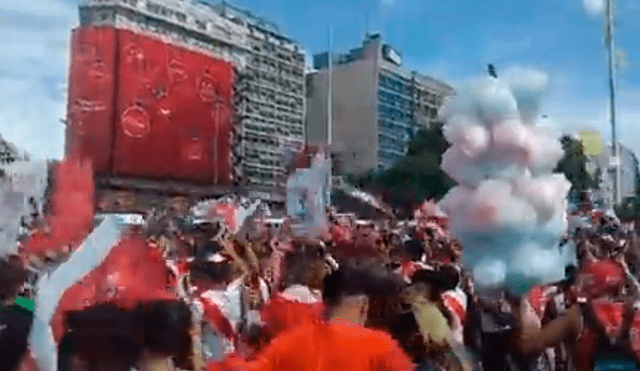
left=442, top=287, right=467, bottom=347
left=195, top=289, right=236, bottom=357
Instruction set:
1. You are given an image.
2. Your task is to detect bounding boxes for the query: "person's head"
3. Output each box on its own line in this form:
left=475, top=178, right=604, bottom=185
left=322, top=263, right=405, bottom=325
left=61, top=304, right=144, bottom=371
left=194, top=239, right=224, bottom=261
left=284, top=243, right=327, bottom=289
left=408, top=269, right=456, bottom=303
left=189, top=260, right=234, bottom=288
left=440, top=264, right=461, bottom=289
left=403, top=239, right=424, bottom=262
left=0, top=258, right=29, bottom=305
left=0, top=300, right=34, bottom=371
left=140, top=300, right=193, bottom=369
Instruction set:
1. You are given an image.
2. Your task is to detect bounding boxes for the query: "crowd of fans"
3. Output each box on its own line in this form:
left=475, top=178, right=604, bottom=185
left=1, top=201, right=640, bottom=371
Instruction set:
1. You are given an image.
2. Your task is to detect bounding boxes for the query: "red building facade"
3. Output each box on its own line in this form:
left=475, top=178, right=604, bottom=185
left=66, top=26, right=235, bottom=185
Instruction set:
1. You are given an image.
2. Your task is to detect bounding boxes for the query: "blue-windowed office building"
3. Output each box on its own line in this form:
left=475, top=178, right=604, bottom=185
left=306, top=33, right=454, bottom=174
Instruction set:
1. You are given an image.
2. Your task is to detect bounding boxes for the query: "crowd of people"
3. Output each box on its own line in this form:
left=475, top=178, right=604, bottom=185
left=1, top=195, right=640, bottom=371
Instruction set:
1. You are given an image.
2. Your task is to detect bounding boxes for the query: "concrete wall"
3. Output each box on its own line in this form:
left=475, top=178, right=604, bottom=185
left=306, top=57, right=378, bottom=175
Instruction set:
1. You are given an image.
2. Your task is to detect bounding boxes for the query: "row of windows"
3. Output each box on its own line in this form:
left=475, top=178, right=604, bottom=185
left=116, top=11, right=243, bottom=68
left=239, top=80, right=303, bottom=101
left=244, top=123, right=276, bottom=135
left=247, top=56, right=304, bottom=81
left=248, top=41, right=305, bottom=65
left=244, top=123, right=300, bottom=139
left=378, top=90, right=412, bottom=111
left=379, top=128, right=411, bottom=143
left=243, top=116, right=303, bottom=139
left=379, top=89, right=441, bottom=122
left=378, top=119, right=413, bottom=137
left=145, top=1, right=189, bottom=24
left=244, top=105, right=303, bottom=127
left=379, top=74, right=411, bottom=96
left=378, top=136, right=407, bottom=155
left=244, top=170, right=276, bottom=181
left=244, top=148, right=281, bottom=160
left=243, top=154, right=282, bottom=168
left=378, top=104, right=438, bottom=127
left=242, top=70, right=304, bottom=97
left=378, top=149, right=404, bottom=161
left=378, top=105, right=409, bottom=123
left=380, top=72, right=445, bottom=104
left=243, top=91, right=303, bottom=114
left=243, top=132, right=279, bottom=146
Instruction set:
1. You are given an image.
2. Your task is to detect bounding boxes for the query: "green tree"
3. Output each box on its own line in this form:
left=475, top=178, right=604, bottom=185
left=554, top=135, right=596, bottom=192
left=351, top=123, right=456, bottom=216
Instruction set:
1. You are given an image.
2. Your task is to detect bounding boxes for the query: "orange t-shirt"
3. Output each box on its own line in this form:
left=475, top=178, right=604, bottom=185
left=260, top=295, right=325, bottom=339
left=208, top=321, right=413, bottom=371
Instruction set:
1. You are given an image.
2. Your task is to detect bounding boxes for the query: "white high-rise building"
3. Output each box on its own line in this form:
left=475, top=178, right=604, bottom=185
left=306, top=33, right=453, bottom=175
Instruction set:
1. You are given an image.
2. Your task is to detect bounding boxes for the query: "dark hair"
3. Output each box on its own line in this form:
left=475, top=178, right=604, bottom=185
left=141, top=300, right=193, bottom=367
left=284, top=244, right=326, bottom=287
left=404, top=239, right=424, bottom=261
left=0, top=259, right=28, bottom=302
left=563, top=265, right=577, bottom=286
left=0, top=304, right=34, bottom=371
left=439, top=265, right=460, bottom=289
left=410, top=269, right=456, bottom=301
left=61, top=300, right=194, bottom=369
left=195, top=240, right=224, bottom=261
left=322, top=263, right=405, bottom=310
left=58, top=333, right=75, bottom=371
left=63, top=304, right=144, bottom=366
left=189, top=261, right=233, bottom=284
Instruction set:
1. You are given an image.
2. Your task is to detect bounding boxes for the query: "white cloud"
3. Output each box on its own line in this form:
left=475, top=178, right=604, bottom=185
left=0, top=0, right=77, bottom=160
left=583, top=0, right=605, bottom=15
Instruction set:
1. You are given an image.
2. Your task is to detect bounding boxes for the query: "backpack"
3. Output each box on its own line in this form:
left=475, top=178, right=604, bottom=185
left=583, top=301, right=639, bottom=371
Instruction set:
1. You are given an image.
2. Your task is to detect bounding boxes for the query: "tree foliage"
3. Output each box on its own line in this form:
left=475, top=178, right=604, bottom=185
left=351, top=130, right=597, bottom=217
left=554, top=135, right=597, bottom=192
left=351, top=123, right=456, bottom=217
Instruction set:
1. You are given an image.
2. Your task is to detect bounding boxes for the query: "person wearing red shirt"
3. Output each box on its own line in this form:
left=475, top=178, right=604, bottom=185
left=207, top=263, right=413, bottom=371
left=259, top=246, right=326, bottom=341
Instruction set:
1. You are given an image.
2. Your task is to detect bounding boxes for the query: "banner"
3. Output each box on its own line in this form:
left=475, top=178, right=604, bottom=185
left=30, top=216, right=124, bottom=371
left=286, top=154, right=330, bottom=238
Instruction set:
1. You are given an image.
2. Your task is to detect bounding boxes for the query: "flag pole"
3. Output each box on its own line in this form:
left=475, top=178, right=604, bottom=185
left=606, top=0, right=621, bottom=205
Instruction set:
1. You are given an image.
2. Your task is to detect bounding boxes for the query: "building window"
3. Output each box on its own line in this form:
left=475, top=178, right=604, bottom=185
left=146, top=2, right=160, bottom=14
left=195, top=19, right=207, bottom=31
left=175, top=12, right=187, bottom=23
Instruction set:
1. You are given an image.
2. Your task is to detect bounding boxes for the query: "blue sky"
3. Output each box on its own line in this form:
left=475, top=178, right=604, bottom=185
left=0, top=0, right=638, bottom=159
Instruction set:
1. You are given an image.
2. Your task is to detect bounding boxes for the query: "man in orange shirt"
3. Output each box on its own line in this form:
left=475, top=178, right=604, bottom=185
left=207, top=263, right=414, bottom=371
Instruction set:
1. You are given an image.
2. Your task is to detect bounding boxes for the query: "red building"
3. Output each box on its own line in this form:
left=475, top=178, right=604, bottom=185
left=66, top=26, right=235, bottom=186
